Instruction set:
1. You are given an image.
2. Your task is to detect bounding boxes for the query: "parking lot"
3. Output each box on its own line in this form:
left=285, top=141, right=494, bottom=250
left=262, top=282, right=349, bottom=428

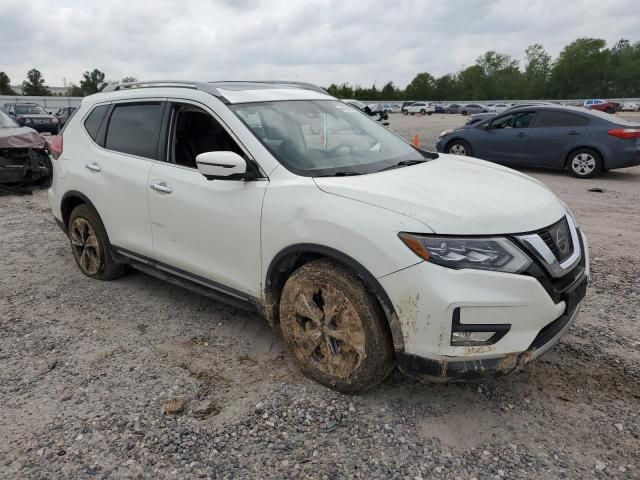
left=1, top=113, right=639, bottom=479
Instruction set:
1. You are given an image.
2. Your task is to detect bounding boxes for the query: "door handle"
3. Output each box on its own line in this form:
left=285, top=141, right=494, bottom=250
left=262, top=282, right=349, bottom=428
left=85, top=162, right=101, bottom=172
left=567, top=131, right=581, bottom=135
left=516, top=132, right=527, bottom=137
left=150, top=181, right=172, bottom=194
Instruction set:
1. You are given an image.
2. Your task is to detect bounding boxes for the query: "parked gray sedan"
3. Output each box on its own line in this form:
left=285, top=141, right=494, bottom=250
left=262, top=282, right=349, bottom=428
left=436, top=106, right=640, bottom=178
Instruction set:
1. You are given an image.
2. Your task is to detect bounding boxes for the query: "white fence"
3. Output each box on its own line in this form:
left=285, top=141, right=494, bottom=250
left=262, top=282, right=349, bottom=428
left=0, top=95, right=83, bottom=112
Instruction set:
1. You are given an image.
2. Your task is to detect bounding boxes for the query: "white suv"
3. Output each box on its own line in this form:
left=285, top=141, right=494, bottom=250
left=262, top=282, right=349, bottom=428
left=401, top=102, right=435, bottom=115
left=49, top=80, right=589, bottom=392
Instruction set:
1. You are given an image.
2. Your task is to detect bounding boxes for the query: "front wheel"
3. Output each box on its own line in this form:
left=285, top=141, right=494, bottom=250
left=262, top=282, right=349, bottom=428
left=447, top=139, right=472, bottom=156
left=567, top=148, right=603, bottom=178
left=279, top=259, right=395, bottom=393
left=401, top=109, right=408, bottom=115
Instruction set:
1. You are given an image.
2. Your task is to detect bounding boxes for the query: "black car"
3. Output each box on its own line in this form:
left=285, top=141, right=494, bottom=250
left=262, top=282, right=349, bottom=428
left=430, top=104, right=446, bottom=114
left=446, top=103, right=461, bottom=114
left=1, top=103, right=59, bottom=134
left=436, top=105, right=640, bottom=178
left=54, top=106, right=77, bottom=128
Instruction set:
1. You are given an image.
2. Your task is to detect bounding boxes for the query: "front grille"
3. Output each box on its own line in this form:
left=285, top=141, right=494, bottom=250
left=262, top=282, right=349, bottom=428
left=536, top=216, right=573, bottom=262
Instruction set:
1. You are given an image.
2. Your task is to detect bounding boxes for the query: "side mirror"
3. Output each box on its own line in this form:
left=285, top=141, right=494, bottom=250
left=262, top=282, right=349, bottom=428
left=195, top=151, right=247, bottom=180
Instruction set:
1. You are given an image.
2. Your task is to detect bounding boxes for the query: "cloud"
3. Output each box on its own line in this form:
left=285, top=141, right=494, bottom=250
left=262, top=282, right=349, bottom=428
left=1, top=0, right=638, bottom=88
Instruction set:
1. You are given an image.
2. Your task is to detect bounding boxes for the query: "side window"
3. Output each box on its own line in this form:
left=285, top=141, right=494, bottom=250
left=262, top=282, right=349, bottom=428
left=490, top=114, right=515, bottom=129
left=534, top=110, right=575, bottom=128
left=572, top=115, right=589, bottom=126
left=84, top=105, right=110, bottom=141
left=104, top=103, right=162, bottom=159
left=168, top=104, right=243, bottom=169
left=513, top=112, right=535, bottom=128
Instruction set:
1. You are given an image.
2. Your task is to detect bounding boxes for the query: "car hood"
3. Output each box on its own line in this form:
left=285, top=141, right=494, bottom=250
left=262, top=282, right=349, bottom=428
left=313, top=154, right=565, bottom=235
left=0, top=127, right=48, bottom=149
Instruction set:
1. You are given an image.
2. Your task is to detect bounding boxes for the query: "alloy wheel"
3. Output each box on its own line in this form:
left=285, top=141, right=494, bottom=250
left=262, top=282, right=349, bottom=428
left=282, top=283, right=365, bottom=379
left=449, top=144, right=466, bottom=155
left=571, top=153, right=596, bottom=176
left=70, top=217, right=102, bottom=275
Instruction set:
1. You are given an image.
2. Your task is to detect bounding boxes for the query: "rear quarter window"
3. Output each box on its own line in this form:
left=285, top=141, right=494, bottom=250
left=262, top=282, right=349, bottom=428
left=84, top=105, right=110, bottom=141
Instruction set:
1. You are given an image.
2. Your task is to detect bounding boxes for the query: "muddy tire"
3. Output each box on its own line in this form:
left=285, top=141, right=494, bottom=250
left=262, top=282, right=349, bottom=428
left=279, top=259, right=395, bottom=393
left=68, top=204, right=125, bottom=281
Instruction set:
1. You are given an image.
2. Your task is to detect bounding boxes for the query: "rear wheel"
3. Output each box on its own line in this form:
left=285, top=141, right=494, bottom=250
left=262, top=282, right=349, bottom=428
left=68, top=204, right=125, bottom=280
left=420, top=109, right=426, bottom=115
left=461, top=110, right=469, bottom=116
left=447, top=139, right=472, bottom=156
left=279, top=259, right=394, bottom=393
left=567, top=148, right=603, bottom=178
left=401, top=109, right=408, bottom=115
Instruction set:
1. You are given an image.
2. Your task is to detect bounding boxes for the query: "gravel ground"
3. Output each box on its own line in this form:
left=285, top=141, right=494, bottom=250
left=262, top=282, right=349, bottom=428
left=1, top=115, right=639, bottom=479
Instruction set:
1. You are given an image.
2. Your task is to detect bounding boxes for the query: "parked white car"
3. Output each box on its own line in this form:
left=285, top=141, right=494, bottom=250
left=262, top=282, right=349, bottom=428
left=48, top=80, right=589, bottom=392
left=488, top=103, right=512, bottom=113
left=621, top=102, right=639, bottom=112
left=401, top=102, right=435, bottom=115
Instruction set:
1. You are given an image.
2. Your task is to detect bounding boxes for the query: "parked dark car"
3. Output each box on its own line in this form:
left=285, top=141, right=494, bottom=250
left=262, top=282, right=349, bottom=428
left=0, top=110, right=52, bottom=194
left=465, top=102, right=556, bottom=126
left=459, top=104, right=489, bottom=116
left=446, top=103, right=461, bottom=114
left=436, top=106, right=640, bottom=178
left=1, top=103, right=59, bottom=134
left=430, top=103, right=446, bottom=114
left=54, top=106, right=77, bottom=128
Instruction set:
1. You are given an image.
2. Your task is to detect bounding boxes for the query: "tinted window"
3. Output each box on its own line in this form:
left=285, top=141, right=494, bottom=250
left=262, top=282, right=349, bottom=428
left=105, top=103, right=162, bottom=159
left=84, top=105, right=110, bottom=141
left=535, top=110, right=576, bottom=128
left=572, top=115, right=589, bottom=126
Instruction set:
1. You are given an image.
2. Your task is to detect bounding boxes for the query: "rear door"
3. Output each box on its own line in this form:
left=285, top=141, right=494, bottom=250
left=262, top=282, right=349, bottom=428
left=525, top=110, right=588, bottom=168
left=80, top=100, right=163, bottom=258
left=472, top=111, right=536, bottom=165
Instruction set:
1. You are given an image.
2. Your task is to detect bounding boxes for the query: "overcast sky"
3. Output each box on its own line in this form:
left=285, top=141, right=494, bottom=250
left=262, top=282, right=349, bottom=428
left=1, top=0, right=639, bottom=89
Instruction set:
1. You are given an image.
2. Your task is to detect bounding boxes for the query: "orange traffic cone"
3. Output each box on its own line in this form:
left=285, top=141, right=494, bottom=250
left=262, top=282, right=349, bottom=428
left=412, top=134, right=420, bottom=147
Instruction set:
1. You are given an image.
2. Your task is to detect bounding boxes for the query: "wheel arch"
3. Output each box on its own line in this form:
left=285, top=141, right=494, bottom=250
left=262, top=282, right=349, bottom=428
left=564, top=145, right=606, bottom=170
left=60, top=190, right=99, bottom=230
left=264, top=243, right=405, bottom=352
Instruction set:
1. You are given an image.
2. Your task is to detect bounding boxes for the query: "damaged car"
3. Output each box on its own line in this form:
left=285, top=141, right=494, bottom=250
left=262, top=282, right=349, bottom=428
left=49, top=80, right=588, bottom=392
left=0, top=110, right=52, bottom=194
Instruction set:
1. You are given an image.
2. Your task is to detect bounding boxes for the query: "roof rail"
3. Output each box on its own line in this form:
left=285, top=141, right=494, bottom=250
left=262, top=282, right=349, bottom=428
left=101, top=80, right=219, bottom=94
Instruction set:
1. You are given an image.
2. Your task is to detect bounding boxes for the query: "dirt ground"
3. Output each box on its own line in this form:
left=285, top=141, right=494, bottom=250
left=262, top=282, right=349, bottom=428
left=1, top=114, right=639, bottom=479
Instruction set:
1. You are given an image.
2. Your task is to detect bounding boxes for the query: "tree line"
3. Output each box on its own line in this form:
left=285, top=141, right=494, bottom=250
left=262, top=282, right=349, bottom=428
left=0, top=69, right=137, bottom=97
left=326, top=38, right=640, bottom=101
left=2, top=37, right=638, bottom=100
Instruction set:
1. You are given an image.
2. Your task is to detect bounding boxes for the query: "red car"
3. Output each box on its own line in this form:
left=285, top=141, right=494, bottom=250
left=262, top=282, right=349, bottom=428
left=583, top=99, right=621, bottom=114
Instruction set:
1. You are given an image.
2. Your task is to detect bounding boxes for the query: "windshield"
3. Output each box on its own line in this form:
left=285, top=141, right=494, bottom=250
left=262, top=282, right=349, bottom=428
left=15, top=105, right=47, bottom=115
left=0, top=111, right=18, bottom=128
left=231, top=100, right=429, bottom=176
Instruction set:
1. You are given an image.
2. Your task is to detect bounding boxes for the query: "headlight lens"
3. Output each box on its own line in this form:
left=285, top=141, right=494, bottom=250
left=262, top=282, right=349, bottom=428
left=399, top=233, right=531, bottom=273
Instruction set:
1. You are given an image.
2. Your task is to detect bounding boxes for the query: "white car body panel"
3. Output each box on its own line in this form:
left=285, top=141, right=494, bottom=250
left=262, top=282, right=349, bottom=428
left=315, top=154, right=565, bottom=234
left=404, top=103, right=435, bottom=114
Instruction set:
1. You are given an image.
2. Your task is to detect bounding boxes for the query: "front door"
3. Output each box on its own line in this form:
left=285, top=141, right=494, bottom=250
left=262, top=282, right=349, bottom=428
left=475, top=111, right=536, bottom=165
left=147, top=100, right=267, bottom=297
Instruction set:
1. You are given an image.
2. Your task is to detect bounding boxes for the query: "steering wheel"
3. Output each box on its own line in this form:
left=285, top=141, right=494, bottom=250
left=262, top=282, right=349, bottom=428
left=328, top=143, right=354, bottom=155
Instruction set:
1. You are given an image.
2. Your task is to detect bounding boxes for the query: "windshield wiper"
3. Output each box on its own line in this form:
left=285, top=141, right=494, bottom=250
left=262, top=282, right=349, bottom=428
left=377, top=159, right=427, bottom=172
left=316, top=171, right=362, bottom=177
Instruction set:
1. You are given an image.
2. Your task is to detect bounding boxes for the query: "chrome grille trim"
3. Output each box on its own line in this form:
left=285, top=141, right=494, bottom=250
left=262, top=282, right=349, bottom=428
left=516, top=215, right=581, bottom=278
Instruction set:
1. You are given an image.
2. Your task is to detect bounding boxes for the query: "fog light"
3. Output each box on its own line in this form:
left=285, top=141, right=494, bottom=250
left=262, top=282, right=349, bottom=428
left=451, top=331, right=496, bottom=343
left=450, top=307, right=511, bottom=347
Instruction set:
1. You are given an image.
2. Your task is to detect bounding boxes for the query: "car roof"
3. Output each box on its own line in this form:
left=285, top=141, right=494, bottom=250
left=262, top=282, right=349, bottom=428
left=98, top=80, right=333, bottom=104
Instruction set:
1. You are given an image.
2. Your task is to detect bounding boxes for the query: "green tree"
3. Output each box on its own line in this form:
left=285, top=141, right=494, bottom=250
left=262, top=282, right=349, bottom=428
left=549, top=38, right=609, bottom=98
left=433, top=74, right=460, bottom=101
left=523, top=44, right=551, bottom=98
left=475, top=51, right=522, bottom=99
left=380, top=81, right=397, bottom=100
left=405, top=72, right=436, bottom=100
left=457, top=65, right=485, bottom=99
left=22, top=69, right=51, bottom=96
left=608, top=39, right=640, bottom=97
left=0, top=72, right=17, bottom=95
left=80, top=69, right=107, bottom=95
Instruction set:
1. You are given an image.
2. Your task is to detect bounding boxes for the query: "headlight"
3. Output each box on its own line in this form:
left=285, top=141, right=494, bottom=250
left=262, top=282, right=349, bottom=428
left=398, top=233, right=531, bottom=273
left=439, top=129, right=453, bottom=138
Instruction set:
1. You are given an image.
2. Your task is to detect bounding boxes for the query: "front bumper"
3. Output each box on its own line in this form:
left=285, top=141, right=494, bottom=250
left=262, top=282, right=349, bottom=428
left=379, top=230, right=589, bottom=381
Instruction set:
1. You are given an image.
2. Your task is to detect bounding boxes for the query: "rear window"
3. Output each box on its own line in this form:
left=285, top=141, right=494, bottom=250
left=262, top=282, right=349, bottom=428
left=535, top=110, right=576, bottom=128
left=84, top=105, right=109, bottom=141
left=104, top=103, right=162, bottom=159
